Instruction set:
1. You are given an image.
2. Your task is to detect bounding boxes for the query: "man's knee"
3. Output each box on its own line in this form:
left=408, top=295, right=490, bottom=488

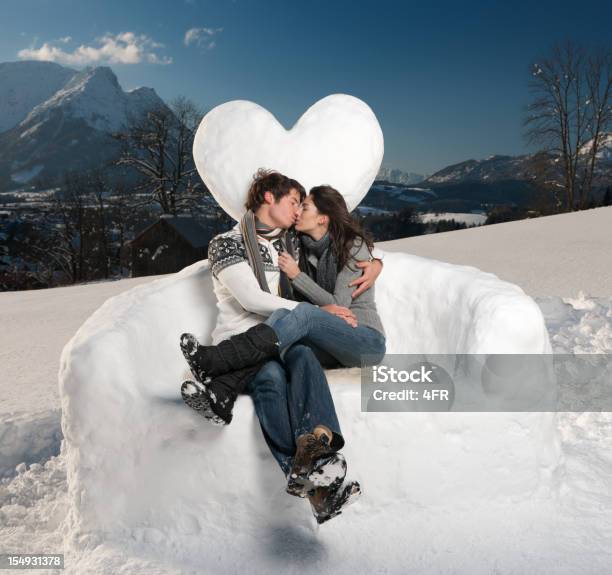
left=249, top=361, right=287, bottom=397
left=258, top=360, right=286, bottom=380
left=267, top=307, right=291, bottom=325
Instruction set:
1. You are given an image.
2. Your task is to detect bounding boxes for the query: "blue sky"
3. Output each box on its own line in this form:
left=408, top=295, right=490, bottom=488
left=1, top=0, right=611, bottom=175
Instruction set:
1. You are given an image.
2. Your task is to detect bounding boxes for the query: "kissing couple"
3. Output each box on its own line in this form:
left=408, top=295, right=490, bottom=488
left=180, top=168, right=386, bottom=524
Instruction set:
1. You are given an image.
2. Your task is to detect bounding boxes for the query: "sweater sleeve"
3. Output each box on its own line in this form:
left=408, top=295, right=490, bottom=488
left=291, top=272, right=336, bottom=306
left=291, top=240, right=372, bottom=308
left=216, top=261, right=300, bottom=316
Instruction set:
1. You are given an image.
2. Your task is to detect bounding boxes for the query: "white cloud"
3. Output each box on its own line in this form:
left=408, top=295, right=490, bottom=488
left=184, top=26, right=223, bottom=50
left=17, top=32, right=172, bottom=66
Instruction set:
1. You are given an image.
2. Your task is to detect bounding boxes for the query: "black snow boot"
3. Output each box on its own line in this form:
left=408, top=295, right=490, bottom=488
left=181, top=363, right=262, bottom=425
left=286, top=429, right=339, bottom=497
left=308, top=479, right=362, bottom=525
left=180, top=324, right=279, bottom=383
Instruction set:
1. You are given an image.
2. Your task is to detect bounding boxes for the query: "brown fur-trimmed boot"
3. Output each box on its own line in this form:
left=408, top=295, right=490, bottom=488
left=286, top=425, right=344, bottom=497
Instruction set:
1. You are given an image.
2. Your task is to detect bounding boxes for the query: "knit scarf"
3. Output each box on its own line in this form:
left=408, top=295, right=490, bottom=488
left=299, top=231, right=338, bottom=293
left=240, top=210, right=295, bottom=298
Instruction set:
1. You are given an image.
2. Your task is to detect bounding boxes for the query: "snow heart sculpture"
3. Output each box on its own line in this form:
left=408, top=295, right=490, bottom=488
left=193, top=94, right=384, bottom=221
left=58, top=95, right=562, bottom=569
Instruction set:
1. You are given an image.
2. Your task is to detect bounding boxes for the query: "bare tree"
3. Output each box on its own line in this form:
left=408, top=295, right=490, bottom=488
left=527, top=151, right=565, bottom=215
left=524, top=41, right=611, bottom=211
left=113, top=97, right=207, bottom=214
left=52, top=171, right=88, bottom=282
left=41, top=170, right=111, bottom=284
left=88, top=169, right=111, bottom=279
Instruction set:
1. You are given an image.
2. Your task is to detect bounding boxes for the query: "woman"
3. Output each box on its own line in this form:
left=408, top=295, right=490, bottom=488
left=272, top=184, right=386, bottom=369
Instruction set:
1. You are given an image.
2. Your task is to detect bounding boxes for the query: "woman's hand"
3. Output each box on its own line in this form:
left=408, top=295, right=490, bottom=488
left=278, top=252, right=301, bottom=279
left=321, top=304, right=358, bottom=328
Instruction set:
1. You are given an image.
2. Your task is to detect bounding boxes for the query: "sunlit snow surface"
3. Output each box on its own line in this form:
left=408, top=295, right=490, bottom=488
left=1, top=288, right=610, bottom=574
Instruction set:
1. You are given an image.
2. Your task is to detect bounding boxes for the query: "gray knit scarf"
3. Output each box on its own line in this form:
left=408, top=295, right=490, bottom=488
left=299, top=231, right=338, bottom=294
left=240, top=209, right=295, bottom=298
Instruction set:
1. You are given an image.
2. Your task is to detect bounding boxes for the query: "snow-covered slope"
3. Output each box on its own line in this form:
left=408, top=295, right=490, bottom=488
left=0, top=208, right=611, bottom=574
left=383, top=205, right=612, bottom=298
left=0, top=61, right=77, bottom=134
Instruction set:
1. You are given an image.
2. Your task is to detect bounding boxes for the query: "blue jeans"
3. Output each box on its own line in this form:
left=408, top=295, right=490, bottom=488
left=244, top=344, right=344, bottom=476
left=247, top=303, right=385, bottom=476
left=265, top=302, right=386, bottom=368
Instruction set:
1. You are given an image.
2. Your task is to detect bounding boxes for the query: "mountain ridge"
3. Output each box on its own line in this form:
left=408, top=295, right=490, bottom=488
left=0, top=61, right=167, bottom=189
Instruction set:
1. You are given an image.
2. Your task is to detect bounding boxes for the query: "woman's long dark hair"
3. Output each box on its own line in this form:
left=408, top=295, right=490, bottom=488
left=308, top=185, right=374, bottom=272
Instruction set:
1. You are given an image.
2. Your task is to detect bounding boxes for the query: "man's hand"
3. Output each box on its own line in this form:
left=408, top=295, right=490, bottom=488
left=349, top=259, right=383, bottom=299
left=278, top=252, right=300, bottom=279
left=321, top=304, right=358, bottom=328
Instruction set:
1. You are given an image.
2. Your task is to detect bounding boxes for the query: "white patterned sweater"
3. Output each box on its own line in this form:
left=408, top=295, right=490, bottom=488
left=207, top=223, right=300, bottom=344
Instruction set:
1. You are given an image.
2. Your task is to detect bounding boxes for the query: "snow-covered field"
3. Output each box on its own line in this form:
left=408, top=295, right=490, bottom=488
left=418, top=211, right=487, bottom=226
left=1, top=207, right=611, bottom=574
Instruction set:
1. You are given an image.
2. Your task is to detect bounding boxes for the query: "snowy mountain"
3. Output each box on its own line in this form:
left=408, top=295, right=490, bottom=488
left=0, top=62, right=167, bottom=189
left=376, top=166, right=427, bottom=185
left=424, top=154, right=535, bottom=185
left=20, top=66, right=164, bottom=134
left=579, top=132, right=612, bottom=162
left=424, top=136, right=612, bottom=187
left=0, top=61, right=77, bottom=133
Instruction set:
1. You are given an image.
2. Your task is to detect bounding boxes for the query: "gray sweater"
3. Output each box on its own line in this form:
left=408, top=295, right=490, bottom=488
left=291, top=238, right=386, bottom=337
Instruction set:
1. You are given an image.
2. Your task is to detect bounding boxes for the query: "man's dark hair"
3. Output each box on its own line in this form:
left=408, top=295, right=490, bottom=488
left=245, top=168, right=306, bottom=211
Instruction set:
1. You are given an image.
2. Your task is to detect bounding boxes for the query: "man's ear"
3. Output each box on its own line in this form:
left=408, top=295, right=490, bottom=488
left=263, top=191, right=275, bottom=205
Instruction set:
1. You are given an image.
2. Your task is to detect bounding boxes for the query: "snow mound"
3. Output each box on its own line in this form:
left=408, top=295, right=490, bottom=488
left=0, top=410, right=62, bottom=479
left=58, top=251, right=560, bottom=565
left=537, top=291, right=612, bottom=354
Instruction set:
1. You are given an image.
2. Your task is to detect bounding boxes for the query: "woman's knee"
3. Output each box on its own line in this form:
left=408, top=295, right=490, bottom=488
left=361, top=335, right=386, bottom=365
left=247, top=361, right=285, bottom=392
left=363, top=339, right=386, bottom=366
left=257, top=360, right=286, bottom=382
left=294, top=302, right=317, bottom=319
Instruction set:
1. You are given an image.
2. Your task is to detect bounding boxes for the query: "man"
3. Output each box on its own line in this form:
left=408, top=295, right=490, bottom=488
left=182, top=169, right=383, bottom=523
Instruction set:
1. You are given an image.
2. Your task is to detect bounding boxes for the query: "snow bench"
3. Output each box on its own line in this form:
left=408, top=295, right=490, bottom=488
left=58, top=251, right=561, bottom=556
